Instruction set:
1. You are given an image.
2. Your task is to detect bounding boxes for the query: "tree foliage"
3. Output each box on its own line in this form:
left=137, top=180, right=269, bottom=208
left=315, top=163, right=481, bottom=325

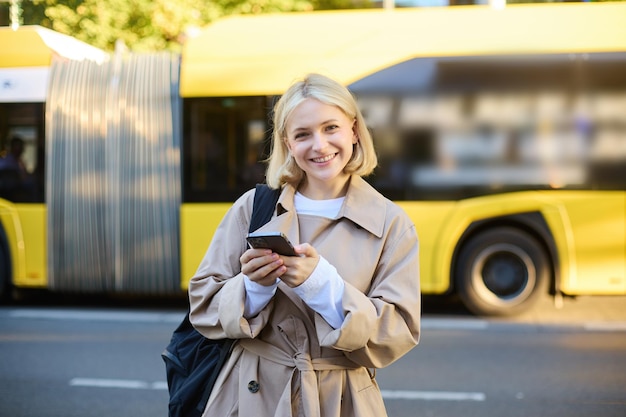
left=8, top=1, right=620, bottom=52
left=4, top=0, right=373, bottom=52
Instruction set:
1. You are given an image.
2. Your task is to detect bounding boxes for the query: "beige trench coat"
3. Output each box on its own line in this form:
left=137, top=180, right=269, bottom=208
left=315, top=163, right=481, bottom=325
left=189, top=176, right=421, bottom=417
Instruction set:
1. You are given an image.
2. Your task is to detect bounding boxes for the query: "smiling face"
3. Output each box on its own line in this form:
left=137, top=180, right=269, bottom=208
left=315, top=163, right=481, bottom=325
left=284, top=98, right=358, bottom=199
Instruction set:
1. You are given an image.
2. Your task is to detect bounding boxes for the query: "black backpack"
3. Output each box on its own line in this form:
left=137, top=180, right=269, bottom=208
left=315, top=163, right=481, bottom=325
left=162, top=184, right=280, bottom=417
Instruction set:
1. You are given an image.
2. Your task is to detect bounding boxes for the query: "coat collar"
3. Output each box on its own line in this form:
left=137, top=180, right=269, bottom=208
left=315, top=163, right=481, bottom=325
left=276, top=176, right=386, bottom=238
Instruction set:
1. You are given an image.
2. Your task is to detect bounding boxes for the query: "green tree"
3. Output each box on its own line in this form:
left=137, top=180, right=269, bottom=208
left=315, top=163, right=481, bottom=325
left=5, top=0, right=373, bottom=52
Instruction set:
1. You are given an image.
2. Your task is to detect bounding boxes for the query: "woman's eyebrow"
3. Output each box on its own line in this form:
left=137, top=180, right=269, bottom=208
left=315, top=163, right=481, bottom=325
left=289, top=126, right=309, bottom=135
left=289, top=118, right=341, bottom=134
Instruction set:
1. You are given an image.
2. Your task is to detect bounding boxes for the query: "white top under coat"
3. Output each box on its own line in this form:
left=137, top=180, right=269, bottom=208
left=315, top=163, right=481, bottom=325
left=244, top=192, right=346, bottom=329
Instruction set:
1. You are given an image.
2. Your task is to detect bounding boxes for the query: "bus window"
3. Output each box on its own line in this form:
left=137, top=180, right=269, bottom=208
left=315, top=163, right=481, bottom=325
left=183, top=97, right=271, bottom=202
left=0, top=103, right=45, bottom=202
left=351, top=53, right=626, bottom=201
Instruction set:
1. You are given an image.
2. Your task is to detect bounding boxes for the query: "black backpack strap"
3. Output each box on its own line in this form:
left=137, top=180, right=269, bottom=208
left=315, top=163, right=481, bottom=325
left=249, top=184, right=281, bottom=233
left=163, top=185, right=283, bottom=417
left=192, top=184, right=280, bottom=414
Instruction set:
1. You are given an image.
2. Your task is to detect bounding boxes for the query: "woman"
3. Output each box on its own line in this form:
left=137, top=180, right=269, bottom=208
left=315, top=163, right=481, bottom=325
left=189, top=73, right=420, bottom=417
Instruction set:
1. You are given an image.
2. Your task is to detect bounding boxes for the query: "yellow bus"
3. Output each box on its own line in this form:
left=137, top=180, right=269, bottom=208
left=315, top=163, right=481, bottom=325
left=1, top=3, right=625, bottom=315
left=0, top=25, right=108, bottom=294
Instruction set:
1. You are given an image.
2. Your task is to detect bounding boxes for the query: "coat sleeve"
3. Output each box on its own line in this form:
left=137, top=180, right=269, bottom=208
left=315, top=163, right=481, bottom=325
left=188, top=189, right=274, bottom=340
left=317, top=208, right=421, bottom=369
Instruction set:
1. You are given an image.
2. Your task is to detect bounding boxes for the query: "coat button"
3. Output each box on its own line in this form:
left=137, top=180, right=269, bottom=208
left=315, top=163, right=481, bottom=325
left=247, top=380, right=260, bottom=393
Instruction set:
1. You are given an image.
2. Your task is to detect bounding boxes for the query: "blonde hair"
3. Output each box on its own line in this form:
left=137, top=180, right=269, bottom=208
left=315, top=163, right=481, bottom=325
left=265, top=73, right=377, bottom=189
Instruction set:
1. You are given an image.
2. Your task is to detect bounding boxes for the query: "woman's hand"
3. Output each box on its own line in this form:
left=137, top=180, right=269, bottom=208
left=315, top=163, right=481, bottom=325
left=279, top=243, right=320, bottom=288
left=241, top=243, right=319, bottom=288
left=240, top=249, right=285, bottom=286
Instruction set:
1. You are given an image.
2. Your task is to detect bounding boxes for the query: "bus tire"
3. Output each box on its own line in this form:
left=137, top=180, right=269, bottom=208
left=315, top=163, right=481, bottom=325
left=455, top=227, right=550, bottom=316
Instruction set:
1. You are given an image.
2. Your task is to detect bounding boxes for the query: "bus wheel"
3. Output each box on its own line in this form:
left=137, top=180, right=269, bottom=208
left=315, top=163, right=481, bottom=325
left=455, top=227, right=550, bottom=316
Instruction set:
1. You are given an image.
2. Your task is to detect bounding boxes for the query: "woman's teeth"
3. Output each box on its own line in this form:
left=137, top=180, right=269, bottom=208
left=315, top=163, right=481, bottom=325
left=312, top=154, right=335, bottom=163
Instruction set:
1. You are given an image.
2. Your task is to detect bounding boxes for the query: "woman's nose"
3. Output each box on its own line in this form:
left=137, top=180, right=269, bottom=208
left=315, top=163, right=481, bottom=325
left=312, top=132, right=328, bottom=151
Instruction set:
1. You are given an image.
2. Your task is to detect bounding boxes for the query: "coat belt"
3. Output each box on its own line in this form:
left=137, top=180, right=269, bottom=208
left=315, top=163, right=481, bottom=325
left=239, top=338, right=361, bottom=417
left=239, top=338, right=359, bottom=371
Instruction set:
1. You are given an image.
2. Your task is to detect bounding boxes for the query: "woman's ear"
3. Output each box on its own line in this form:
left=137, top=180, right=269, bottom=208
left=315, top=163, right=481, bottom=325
left=352, top=120, right=359, bottom=144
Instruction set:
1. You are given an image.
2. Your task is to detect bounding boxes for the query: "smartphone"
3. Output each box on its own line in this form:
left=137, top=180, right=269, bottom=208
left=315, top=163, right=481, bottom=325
left=246, top=231, right=297, bottom=256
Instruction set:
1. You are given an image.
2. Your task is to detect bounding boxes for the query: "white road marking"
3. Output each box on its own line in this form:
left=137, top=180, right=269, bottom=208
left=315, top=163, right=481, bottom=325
left=69, top=378, right=485, bottom=401
left=9, top=309, right=183, bottom=323
left=583, top=322, right=626, bottom=332
left=381, top=390, right=486, bottom=401
left=151, top=381, right=169, bottom=390
left=421, top=318, right=489, bottom=330
left=70, top=378, right=154, bottom=389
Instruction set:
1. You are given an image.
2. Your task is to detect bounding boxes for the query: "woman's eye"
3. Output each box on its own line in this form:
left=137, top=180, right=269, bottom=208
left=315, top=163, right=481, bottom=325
left=294, top=132, right=308, bottom=139
left=326, top=125, right=339, bottom=131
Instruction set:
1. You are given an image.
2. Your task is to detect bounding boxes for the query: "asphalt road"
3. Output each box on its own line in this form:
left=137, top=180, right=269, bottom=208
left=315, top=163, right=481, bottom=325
left=0, top=292, right=624, bottom=417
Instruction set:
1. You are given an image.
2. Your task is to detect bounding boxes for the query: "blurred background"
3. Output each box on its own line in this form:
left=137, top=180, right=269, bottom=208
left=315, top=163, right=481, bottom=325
left=0, top=1, right=624, bottom=317
left=0, top=3, right=625, bottom=417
